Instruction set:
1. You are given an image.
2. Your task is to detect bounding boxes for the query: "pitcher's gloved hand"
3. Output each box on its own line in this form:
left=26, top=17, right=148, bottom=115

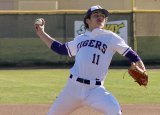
left=128, top=64, right=148, bottom=86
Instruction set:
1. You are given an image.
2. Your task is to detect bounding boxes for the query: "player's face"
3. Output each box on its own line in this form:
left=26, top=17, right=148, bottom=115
left=87, top=11, right=106, bottom=31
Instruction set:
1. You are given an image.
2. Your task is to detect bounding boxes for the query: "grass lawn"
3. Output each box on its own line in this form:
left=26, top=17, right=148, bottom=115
left=0, top=69, right=159, bottom=104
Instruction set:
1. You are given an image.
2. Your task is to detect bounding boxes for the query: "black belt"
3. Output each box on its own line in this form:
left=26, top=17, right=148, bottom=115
left=69, top=74, right=101, bottom=85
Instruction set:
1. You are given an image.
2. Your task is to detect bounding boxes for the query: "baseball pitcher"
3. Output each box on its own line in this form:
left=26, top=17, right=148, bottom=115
left=34, top=5, right=147, bottom=115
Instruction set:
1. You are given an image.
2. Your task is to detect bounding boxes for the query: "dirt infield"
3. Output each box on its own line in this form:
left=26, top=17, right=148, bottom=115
left=0, top=104, right=160, bottom=115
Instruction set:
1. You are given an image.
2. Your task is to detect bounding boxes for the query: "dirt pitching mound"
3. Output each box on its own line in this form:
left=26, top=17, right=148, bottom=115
left=0, top=104, right=160, bottom=115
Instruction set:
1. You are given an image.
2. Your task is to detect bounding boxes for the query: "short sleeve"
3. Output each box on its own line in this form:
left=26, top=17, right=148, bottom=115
left=110, top=32, right=130, bottom=55
left=65, top=39, right=77, bottom=57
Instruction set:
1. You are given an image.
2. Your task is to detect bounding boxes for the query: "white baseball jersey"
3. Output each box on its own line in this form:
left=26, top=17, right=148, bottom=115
left=66, top=28, right=130, bottom=81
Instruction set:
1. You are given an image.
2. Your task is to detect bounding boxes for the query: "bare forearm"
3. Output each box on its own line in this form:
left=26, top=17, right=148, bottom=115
left=34, top=18, right=68, bottom=56
left=34, top=18, right=55, bottom=48
left=37, top=31, right=55, bottom=48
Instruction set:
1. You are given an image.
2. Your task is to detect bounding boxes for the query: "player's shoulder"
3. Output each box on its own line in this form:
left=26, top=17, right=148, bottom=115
left=103, top=29, right=122, bottom=39
left=74, top=34, right=85, bottom=40
left=94, top=28, right=114, bottom=36
left=98, top=29, right=118, bottom=41
left=103, top=29, right=116, bottom=36
left=74, top=31, right=90, bottom=40
left=100, top=29, right=125, bottom=45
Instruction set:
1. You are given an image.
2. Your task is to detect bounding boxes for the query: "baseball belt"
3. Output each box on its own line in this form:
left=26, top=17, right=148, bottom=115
left=69, top=74, right=101, bottom=85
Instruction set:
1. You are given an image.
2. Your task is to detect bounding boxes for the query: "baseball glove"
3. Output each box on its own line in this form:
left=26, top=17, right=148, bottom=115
left=128, top=64, right=148, bottom=86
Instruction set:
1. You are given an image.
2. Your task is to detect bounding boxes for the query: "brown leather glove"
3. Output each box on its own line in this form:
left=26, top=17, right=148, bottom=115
left=128, top=64, right=148, bottom=86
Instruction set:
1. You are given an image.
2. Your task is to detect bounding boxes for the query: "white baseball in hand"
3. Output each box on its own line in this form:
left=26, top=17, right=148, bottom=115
left=35, top=18, right=43, bottom=25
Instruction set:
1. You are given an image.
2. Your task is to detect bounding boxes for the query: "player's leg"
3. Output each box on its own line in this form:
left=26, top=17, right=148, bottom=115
left=47, top=81, right=82, bottom=115
left=85, top=86, right=122, bottom=115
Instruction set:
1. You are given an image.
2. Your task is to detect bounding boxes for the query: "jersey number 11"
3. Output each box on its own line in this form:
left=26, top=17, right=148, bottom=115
left=92, top=53, right=100, bottom=65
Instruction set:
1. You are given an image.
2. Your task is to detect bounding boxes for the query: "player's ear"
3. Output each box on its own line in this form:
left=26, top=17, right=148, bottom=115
left=86, top=18, right=90, bottom=25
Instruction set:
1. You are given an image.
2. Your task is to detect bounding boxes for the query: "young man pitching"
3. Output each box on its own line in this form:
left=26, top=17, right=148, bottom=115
left=35, top=5, right=146, bottom=115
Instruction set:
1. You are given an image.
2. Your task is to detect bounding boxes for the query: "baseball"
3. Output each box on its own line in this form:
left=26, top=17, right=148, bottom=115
left=35, top=18, right=43, bottom=25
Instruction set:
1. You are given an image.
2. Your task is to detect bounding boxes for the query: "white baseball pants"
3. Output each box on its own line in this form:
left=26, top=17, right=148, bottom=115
left=47, top=77, right=122, bottom=115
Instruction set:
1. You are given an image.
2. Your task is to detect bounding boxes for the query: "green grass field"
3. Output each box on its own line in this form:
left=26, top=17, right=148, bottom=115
left=0, top=69, right=159, bottom=104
